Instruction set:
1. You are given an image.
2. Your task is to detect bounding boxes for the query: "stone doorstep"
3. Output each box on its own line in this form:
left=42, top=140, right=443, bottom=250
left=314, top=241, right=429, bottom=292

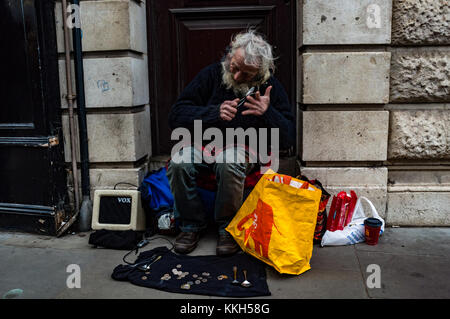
left=148, top=156, right=298, bottom=176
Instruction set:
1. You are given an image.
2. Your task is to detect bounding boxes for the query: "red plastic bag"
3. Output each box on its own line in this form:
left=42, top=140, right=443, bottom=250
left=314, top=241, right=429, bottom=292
left=326, top=191, right=358, bottom=231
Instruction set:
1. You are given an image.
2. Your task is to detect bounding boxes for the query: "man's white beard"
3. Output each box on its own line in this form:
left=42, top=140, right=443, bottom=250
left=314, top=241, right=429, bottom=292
left=221, top=62, right=262, bottom=97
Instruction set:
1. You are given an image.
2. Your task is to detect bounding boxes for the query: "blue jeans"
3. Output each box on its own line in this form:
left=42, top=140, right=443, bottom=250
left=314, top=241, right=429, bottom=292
left=166, top=146, right=255, bottom=235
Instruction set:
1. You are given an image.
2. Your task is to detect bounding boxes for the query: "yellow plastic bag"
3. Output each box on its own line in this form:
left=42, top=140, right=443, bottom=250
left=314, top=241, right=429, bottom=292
left=226, top=171, right=322, bottom=275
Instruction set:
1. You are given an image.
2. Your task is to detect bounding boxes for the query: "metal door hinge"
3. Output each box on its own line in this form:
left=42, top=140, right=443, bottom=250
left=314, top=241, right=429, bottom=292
left=48, top=136, right=59, bottom=147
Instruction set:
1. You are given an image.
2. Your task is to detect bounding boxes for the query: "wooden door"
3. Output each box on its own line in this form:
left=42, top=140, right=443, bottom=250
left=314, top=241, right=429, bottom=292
left=0, top=0, right=70, bottom=235
left=147, top=0, right=296, bottom=155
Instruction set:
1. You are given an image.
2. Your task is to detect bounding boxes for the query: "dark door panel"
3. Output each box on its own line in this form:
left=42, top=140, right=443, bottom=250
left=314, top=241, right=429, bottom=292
left=0, top=0, right=70, bottom=235
left=1, top=146, right=52, bottom=206
left=147, top=0, right=295, bottom=155
left=0, top=0, right=44, bottom=134
left=170, top=5, right=276, bottom=91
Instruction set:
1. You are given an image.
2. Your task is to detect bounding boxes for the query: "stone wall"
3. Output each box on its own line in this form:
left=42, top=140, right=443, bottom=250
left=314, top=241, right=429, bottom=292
left=55, top=0, right=150, bottom=200
left=299, top=0, right=450, bottom=225
left=54, top=0, right=449, bottom=226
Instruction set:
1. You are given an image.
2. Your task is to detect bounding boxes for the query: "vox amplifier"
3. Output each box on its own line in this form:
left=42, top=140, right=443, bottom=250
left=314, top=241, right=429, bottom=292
left=91, top=190, right=146, bottom=231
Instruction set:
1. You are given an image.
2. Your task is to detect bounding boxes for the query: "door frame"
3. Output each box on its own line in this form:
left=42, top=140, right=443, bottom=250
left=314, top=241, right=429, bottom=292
left=146, top=0, right=297, bottom=157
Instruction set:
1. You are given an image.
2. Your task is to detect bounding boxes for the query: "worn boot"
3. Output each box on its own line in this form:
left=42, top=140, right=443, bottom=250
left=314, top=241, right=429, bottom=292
left=174, top=232, right=201, bottom=254
left=216, top=232, right=240, bottom=256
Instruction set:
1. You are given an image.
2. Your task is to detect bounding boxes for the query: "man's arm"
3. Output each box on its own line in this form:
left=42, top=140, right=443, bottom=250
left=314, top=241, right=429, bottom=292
left=168, top=64, right=221, bottom=130
left=243, top=77, right=296, bottom=150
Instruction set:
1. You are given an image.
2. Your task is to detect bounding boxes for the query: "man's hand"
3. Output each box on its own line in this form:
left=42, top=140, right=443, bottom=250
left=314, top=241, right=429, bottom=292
left=219, top=98, right=239, bottom=121
left=242, top=86, right=272, bottom=116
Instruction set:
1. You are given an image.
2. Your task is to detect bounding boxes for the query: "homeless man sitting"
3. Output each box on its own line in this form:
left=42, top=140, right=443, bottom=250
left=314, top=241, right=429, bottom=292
left=166, top=29, right=295, bottom=256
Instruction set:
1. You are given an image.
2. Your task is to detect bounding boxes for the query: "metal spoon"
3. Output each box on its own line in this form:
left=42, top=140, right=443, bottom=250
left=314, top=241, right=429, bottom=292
left=241, top=270, right=252, bottom=288
left=231, top=266, right=240, bottom=285
left=137, top=255, right=162, bottom=271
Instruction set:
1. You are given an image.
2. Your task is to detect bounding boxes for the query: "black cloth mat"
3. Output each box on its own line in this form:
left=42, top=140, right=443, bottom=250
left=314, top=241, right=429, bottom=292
left=112, top=246, right=271, bottom=298
left=89, top=229, right=143, bottom=250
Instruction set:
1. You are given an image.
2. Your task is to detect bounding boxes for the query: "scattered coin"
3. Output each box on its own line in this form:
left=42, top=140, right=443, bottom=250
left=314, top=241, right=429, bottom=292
left=195, top=280, right=201, bottom=285
left=192, top=274, right=198, bottom=278
left=180, top=283, right=190, bottom=290
left=161, top=274, right=171, bottom=280
left=202, top=278, right=207, bottom=283
left=141, top=276, right=147, bottom=280
left=176, top=264, right=182, bottom=269
left=187, top=281, right=194, bottom=285
left=145, top=271, right=150, bottom=275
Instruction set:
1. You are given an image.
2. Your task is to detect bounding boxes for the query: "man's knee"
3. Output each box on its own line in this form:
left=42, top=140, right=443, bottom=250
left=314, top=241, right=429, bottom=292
left=214, top=162, right=246, bottom=179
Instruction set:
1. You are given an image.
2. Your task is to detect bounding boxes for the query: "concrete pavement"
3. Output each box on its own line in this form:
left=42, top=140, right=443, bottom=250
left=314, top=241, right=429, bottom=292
left=0, top=227, right=449, bottom=299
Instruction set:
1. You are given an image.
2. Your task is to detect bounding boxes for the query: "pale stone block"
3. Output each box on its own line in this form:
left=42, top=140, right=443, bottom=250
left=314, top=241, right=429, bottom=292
left=388, top=170, right=450, bottom=186
left=388, top=110, right=450, bottom=159
left=303, top=52, right=391, bottom=104
left=59, top=56, right=149, bottom=108
left=387, top=191, right=450, bottom=226
left=62, top=106, right=151, bottom=162
left=55, top=0, right=147, bottom=53
left=390, top=50, right=450, bottom=103
left=303, top=0, right=392, bottom=45
left=392, top=0, right=450, bottom=45
left=70, top=166, right=147, bottom=202
left=300, top=167, right=388, bottom=217
left=90, top=166, right=146, bottom=191
left=300, top=167, right=388, bottom=187
left=302, top=111, right=389, bottom=161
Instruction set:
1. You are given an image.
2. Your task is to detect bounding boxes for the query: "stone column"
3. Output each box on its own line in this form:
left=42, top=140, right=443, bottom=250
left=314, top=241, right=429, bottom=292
left=55, top=0, right=150, bottom=200
left=300, top=0, right=392, bottom=219
left=299, top=0, right=450, bottom=225
left=387, top=0, right=450, bottom=226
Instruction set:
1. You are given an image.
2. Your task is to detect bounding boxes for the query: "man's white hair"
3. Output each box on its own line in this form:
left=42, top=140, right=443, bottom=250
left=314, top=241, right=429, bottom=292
left=228, top=30, right=275, bottom=82
left=221, top=30, right=276, bottom=95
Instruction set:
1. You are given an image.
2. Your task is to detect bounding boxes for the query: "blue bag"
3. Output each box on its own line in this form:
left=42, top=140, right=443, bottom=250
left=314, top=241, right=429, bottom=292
left=139, top=167, right=174, bottom=211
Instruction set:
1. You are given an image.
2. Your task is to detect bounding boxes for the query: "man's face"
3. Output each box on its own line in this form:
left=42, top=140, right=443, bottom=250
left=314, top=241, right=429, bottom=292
left=228, top=48, right=260, bottom=84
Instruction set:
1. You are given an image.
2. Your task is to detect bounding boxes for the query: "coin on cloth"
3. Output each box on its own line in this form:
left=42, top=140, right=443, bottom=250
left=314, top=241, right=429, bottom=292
left=161, top=274, right=171, bottom=280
